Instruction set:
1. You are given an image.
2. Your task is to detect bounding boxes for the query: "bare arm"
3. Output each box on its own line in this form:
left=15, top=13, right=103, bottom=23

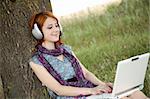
left=29, top=61, right=98, bottom=96
left=72, top=52, right=113, bottom=93
left=71, top=52, right=105, bottom=86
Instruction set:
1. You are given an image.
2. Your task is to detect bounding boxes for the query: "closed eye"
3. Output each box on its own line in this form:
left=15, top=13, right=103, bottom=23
left=47, top=26, right=52, bottom=29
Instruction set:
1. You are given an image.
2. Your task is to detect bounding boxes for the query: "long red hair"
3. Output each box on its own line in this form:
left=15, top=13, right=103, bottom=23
left=28, top=11, right=63, bottom=48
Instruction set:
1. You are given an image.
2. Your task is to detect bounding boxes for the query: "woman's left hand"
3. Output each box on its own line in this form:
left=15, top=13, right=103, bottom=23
left=98, top=82, right=113, bottom=93
left=105, top=82, right=113, bottom=89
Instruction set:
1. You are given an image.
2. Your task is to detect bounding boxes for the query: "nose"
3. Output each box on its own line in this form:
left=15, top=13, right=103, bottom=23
left=53, top=26, right=60, bottom=32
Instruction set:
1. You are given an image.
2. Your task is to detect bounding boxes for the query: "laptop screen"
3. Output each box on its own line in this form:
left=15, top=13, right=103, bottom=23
left=112, top=53, right=149, bottom=97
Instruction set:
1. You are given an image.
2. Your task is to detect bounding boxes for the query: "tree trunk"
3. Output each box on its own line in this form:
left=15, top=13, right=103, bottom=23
left=0, top=0, right=52, bottom=98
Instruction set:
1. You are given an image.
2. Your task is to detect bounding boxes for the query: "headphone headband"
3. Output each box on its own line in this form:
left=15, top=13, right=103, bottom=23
left=32, top=22, right=63, bottom=40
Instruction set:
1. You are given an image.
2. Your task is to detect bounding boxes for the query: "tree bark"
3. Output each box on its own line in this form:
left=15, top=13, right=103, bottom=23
left=0, top=0, right=52, bottom=98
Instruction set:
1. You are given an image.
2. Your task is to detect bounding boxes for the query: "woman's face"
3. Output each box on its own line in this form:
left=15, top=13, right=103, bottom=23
left=42, top=17, right=60, bottom=42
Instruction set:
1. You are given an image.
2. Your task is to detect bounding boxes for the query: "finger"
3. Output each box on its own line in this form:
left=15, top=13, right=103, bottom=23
left=106, top=83, right=113, bottom=90
left=95, top=90, right=104, bottom=95
left=100, top=87, right=109, bottom=93
left=103, top=86, right=112, bottom=93
left=97, top=91, right=104, bottom=95
left=107, top=82, right=113, bottom=88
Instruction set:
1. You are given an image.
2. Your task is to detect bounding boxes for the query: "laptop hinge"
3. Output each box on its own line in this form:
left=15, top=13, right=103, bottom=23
left=115, top=84, right=143, bottom=98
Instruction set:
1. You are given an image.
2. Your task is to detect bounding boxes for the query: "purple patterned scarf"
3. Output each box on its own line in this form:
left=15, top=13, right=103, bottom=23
left=36, top=44, right=95, bottom=88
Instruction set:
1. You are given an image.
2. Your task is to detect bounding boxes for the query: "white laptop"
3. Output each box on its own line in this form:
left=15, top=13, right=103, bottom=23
left=87, top=53, right=150, bottom=99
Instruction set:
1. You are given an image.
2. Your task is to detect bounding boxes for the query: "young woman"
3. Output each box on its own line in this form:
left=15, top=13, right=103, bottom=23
left=28, top=11, right=148, bottom=99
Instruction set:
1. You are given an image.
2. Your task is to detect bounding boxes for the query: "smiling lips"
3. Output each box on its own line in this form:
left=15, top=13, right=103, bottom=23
left=50, top=33, right=59, bottom=37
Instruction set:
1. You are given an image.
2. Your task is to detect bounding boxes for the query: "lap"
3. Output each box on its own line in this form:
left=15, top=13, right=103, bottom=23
left=128, top=90, right=147, bottom=99
left=86, top=91, right=148, bottom=99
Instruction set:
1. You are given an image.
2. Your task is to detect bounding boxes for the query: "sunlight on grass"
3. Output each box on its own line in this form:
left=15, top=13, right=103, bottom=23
left=61, top=0, right=150, bottom=96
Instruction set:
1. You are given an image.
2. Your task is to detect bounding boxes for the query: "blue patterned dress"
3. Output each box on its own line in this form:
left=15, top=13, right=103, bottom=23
left=30, top=45, right=113, bottom=99
left=30, top=45, right=87, bottom=99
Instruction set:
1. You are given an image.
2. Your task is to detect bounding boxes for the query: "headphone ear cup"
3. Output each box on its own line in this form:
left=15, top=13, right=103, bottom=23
left=32, top=23, right=43, bottom=40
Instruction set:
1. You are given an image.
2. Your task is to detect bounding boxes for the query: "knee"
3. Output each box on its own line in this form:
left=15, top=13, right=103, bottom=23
left=129, top=90, right=147, bottom=99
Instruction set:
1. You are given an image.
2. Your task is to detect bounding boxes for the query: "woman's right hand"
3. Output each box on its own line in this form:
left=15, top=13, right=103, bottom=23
left=90, top=84, right=112, bottom=95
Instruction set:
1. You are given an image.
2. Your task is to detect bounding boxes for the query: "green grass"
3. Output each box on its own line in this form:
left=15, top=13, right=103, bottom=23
left=61, top=0, right=150, bottom=96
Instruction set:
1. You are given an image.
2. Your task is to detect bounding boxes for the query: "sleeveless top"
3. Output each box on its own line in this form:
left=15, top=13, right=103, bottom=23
left=30, top=45, right=87, bottom=99
left=29, top=45, right=114, bottom=99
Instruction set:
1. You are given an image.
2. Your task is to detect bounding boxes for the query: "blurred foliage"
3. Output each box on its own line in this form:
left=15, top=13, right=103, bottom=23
left=61, top=0, right=150, bottom=96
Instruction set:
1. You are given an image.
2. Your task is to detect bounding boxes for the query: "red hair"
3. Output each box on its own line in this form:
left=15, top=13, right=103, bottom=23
left=28, top=11, right=63, bottom=48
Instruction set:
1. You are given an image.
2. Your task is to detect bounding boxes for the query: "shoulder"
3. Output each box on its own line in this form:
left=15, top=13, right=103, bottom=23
left=61, top=44, right=72, bottom=54
left=29, top=52, right=43, bottom=66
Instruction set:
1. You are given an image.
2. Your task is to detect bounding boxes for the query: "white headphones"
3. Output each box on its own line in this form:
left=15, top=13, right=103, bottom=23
left=32, top=22, right=63, bottom=40
left=32, top=23, right=43, bottom=40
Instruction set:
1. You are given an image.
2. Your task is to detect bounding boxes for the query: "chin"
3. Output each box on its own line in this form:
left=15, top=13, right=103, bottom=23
left=52, top=39, right=60, bottom=42
left=47, top=37, right=59, bottom=42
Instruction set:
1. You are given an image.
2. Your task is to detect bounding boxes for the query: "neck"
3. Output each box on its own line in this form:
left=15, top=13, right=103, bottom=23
left=42, top=41, right=55, bottom=50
